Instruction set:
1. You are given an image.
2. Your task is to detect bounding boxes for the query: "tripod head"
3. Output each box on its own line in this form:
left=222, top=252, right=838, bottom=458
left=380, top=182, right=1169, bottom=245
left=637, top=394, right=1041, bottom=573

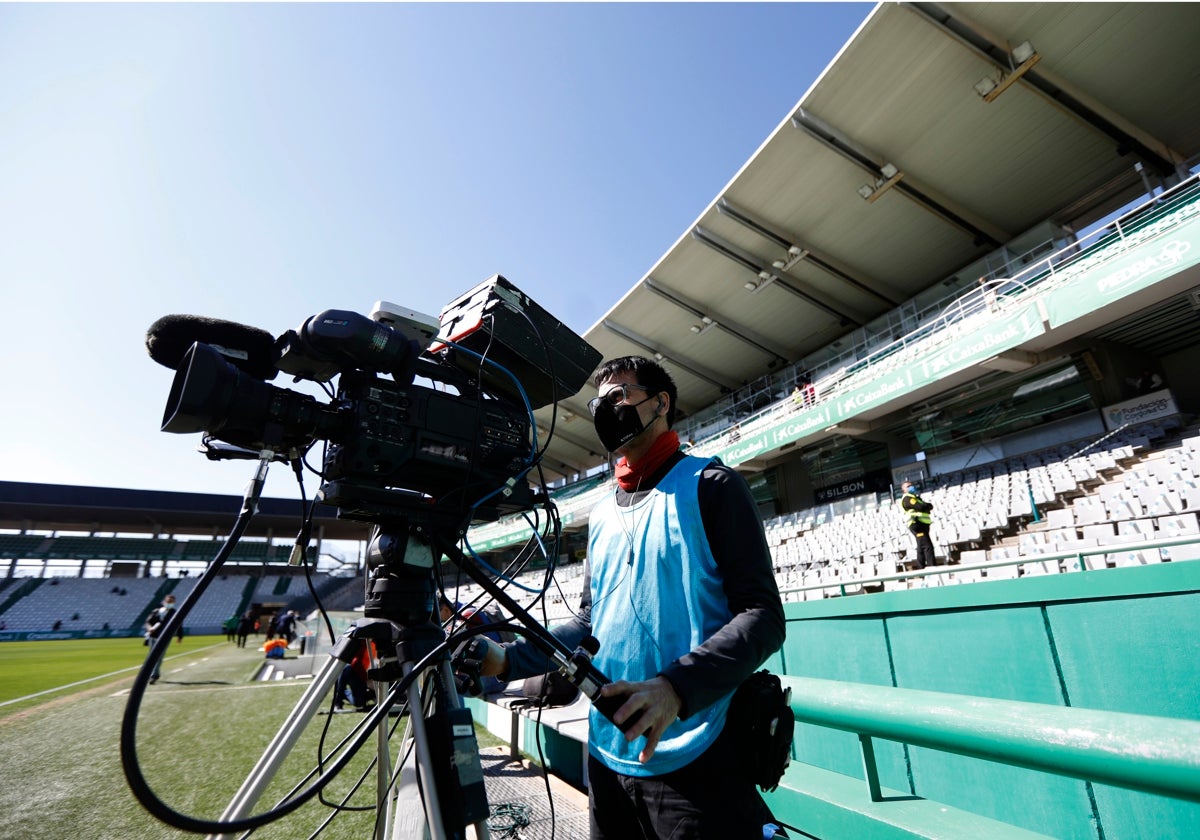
left=364, top=522, right=439, bottom=627
left=358, top=519, right=457, bottom=685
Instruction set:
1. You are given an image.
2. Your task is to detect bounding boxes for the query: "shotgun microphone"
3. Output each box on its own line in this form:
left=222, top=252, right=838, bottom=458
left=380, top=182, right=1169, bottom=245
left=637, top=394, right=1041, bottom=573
left=146, top=314, right=280, bottom=380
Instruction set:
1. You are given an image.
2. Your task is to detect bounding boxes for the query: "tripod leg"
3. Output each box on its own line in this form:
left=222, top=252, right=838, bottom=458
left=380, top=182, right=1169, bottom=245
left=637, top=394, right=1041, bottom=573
left=387, top=663, right=447, bottom=840
left=385, top=662, right=493, bottom=840
left=206, top=652, right=344, bottom=840
left=376, top=676, right=394, bottom=840
left=388, top=710, right=429, bottom=840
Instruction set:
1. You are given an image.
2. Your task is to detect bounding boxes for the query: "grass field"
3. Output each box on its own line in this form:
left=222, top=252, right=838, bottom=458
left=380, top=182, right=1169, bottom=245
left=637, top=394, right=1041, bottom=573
left=0, top=635, right=514, bottom=840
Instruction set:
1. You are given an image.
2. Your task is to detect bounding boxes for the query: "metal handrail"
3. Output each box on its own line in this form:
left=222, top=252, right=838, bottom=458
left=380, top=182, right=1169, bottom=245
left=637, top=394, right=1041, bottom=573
left=778, top=533, right=1200, bottom=595
left=781, top=675, right=1200, bottom=804
left=799, top=174, right=1200, bottom=392
left=675, top=173, right=1200, bottom=450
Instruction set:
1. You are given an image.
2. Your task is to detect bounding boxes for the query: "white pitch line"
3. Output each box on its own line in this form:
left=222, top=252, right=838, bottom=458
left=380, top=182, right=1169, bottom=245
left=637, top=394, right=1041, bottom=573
left=0, top=642, right=225, bottom=707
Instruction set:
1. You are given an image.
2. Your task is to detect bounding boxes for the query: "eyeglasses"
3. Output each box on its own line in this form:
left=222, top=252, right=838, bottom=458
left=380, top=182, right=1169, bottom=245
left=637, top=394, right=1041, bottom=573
left=587, top=383, right=652, bottom=416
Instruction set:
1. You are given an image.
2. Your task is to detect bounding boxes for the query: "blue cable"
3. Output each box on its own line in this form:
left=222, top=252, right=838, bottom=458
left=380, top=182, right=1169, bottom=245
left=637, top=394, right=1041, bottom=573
left=433, top=337, right=538, bottom=461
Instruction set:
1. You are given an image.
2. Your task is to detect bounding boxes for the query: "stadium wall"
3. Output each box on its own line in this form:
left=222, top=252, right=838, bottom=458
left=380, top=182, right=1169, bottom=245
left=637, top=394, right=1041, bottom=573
left=765, top=561, right=1200, bottom=839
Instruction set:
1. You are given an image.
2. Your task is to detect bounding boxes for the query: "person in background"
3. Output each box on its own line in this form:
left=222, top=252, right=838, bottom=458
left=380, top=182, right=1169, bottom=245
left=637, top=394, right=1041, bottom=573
left=477, top=355, right=785, bottom=839
left=236, top=609, right=255, bottom=648
left=978, top=276, right=999, bottom=312
left=792, top=378, right=816, bottom=409
left=143, top=594, right=182, bottom=684
left=1130, top=368, right=1164, bottom=395
left=333, top=641, right=376, bottom=713
left=276, top=609, right=298, bottom=645
left=900, top=480, right=936, bottom=570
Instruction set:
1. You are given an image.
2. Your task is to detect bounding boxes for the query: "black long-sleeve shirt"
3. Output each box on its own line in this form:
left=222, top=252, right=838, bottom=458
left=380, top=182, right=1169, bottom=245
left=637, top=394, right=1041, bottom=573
left=506, top=450, right=785, bottom=719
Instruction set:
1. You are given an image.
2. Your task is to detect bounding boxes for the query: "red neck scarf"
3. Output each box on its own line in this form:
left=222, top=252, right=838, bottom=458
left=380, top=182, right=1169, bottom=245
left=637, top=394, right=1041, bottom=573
left=615, top=430, right=680, bottom=492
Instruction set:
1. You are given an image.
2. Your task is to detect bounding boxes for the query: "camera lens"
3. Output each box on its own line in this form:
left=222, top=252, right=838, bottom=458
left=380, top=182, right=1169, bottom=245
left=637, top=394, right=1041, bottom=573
left=162, top=342, right=336, bottom=450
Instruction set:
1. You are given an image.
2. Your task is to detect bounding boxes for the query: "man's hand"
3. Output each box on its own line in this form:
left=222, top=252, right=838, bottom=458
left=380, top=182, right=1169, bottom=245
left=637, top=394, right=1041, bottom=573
left=599, top=676, right=682, bottom=763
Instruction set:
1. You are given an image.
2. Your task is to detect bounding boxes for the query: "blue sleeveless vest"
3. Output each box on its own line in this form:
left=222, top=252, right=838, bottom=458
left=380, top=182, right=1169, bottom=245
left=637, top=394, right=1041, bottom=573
left=587, top=455, right=733, bottom=776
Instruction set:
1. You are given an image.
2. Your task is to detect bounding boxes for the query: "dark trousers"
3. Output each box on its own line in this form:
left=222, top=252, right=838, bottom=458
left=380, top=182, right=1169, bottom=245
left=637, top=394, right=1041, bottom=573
left=335, top=666, right=369, bottom=709
left=587, top=723, right=774, bottom=840
left=910, top=526, right=936, bottom=568
left=146, top=636, right=164, bottom=681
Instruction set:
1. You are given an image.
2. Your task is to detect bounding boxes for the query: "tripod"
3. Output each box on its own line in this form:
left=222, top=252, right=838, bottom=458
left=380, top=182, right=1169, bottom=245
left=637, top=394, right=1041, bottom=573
left=210, top=520, right=493, bottom=840
left=123, top=456, right=610, bottom=839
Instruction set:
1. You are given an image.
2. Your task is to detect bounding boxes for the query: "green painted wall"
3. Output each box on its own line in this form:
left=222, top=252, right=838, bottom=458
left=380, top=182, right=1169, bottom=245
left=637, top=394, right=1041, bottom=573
left=774, top=563, right=1200, bottom=839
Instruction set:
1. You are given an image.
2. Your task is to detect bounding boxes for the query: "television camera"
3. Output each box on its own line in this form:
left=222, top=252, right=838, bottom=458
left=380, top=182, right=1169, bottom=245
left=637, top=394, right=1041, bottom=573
left=148, top=274, right=600, bottom=527
left=128, top=276, right=621, bottom=839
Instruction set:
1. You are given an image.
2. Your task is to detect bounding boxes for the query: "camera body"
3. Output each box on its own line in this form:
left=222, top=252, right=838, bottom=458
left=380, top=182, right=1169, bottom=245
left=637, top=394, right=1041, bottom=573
left=155, top=275, right=600, bottom=527
left=319, top=364, right=534, bottom=523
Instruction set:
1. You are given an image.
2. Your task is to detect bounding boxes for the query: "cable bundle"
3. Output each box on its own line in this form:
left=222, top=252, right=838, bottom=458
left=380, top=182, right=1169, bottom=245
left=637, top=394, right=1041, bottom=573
left=487, top=802, right=533, bottom=838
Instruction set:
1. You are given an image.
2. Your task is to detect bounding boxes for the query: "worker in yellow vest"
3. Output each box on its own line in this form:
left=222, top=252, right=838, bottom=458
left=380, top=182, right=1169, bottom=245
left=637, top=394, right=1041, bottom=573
left=900, top=480, right=935, bottom=569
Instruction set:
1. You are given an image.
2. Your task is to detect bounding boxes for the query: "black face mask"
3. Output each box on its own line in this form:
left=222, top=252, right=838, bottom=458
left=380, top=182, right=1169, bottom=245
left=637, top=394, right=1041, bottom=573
left=593, top=397, right=655, bottom=453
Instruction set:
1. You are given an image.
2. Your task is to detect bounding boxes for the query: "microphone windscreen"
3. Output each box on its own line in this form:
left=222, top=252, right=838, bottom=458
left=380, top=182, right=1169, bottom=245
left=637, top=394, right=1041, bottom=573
left=580, top=635, right=600, bottom=655
left=146, top=314, right=279, bottom=379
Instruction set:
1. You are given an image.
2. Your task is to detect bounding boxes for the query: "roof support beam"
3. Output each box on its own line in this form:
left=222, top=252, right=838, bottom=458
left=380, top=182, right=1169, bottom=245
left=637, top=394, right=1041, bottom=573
left=534, top=426, right=601, bottom=462
left=903, top=2, right=1182, bottom=177
left=643, top=278, right=792, bottom=366
left=691, top=226, right=863, bottom=326
left=600, top=320, right=738, bottom=391
left=790, top=108, right=1005, bottom=247
left=542, top=463, right=575, bottom=482
left=716, top=199, right=900, bottom=306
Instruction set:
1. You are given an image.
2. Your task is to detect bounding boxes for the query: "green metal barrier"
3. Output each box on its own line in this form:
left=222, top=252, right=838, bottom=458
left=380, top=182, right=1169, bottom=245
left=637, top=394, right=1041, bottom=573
left=780, top=676, right=1200, bottom=805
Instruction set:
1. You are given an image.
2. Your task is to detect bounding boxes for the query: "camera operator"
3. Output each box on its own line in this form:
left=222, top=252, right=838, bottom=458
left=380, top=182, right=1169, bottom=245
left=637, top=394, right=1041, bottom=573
left=477, top=356, right=786, bottom=839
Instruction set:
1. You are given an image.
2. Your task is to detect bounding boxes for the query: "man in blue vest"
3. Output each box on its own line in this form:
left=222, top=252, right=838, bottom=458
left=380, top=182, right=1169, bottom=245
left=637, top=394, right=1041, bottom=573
left=900, top=480, right=936, bottom=569
left=479, top=355, right=786, bottom=839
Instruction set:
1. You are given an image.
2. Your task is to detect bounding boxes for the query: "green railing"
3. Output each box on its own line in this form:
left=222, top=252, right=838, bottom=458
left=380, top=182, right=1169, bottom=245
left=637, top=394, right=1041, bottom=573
left=781, top=676, right=1200, bottom=805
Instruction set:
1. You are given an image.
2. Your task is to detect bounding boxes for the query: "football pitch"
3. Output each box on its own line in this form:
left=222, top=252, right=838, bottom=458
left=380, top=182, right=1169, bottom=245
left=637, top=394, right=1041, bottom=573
left=0, top=636, right=409, bottom=840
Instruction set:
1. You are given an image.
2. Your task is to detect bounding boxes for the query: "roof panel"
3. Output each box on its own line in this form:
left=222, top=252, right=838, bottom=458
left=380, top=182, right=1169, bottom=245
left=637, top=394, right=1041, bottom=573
left=536, top=2, right=1200, bottom=480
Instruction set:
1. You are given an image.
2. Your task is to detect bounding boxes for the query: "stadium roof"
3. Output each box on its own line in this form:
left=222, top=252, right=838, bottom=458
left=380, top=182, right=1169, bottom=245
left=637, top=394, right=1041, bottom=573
left=532, top=2, right=1200, bottom=480
left=0, top=481, right=370, bottom=541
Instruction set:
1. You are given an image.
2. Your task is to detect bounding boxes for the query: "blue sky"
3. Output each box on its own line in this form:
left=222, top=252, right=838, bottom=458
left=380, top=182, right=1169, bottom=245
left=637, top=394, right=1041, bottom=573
left=0, top=2, right=870, bottom=501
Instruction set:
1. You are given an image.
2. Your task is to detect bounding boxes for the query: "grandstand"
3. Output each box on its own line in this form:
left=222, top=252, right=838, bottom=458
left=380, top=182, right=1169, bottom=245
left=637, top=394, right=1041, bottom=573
left=5, top=5, right=1200, bottom=838
left=4, top=1, right=1199, bottom=627
left=0, top=567, right=363, bottom=638
left=460, top=10, right=1200, bottom=834
left=450, top=417, right=1200, bottom=622
left=470, top=2, right=1200, bottom=595
left=0, top=482, right=369, bottom=638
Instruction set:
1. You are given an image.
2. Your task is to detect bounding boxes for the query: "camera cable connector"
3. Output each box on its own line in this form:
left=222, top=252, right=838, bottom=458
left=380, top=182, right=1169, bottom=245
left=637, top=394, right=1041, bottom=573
left=237, top=449, right=274, bottom=518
